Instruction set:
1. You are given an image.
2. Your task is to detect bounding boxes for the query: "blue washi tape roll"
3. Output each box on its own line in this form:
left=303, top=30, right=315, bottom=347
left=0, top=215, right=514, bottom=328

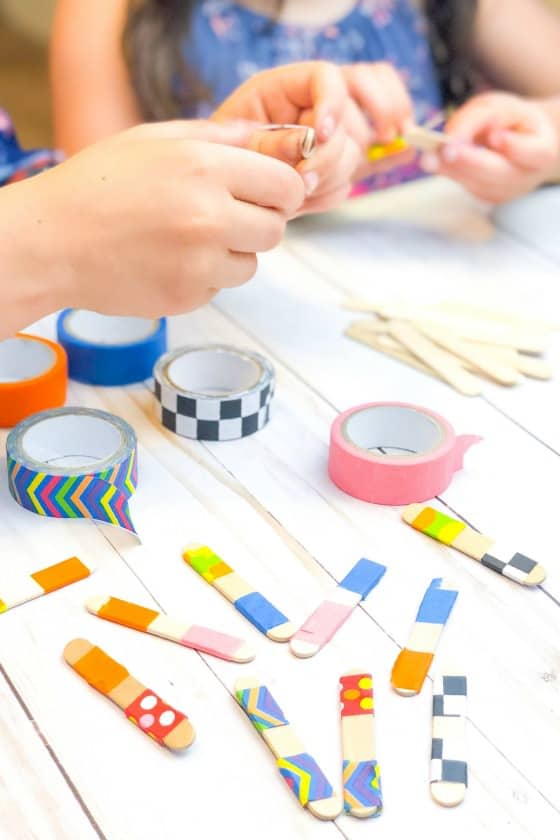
left=57, top=310, right=167, bottom=386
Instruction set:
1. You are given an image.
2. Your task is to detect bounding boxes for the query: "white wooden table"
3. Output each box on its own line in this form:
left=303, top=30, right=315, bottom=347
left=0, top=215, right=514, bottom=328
left=1, top=179, right=560, bottom=840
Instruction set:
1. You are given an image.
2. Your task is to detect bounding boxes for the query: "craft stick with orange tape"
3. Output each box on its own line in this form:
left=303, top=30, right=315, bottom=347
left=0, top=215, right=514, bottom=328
left=0, top=557, right=91, bottom=613
left=63, top=639, right=195, bottom=751
left=86, top=595, right=255, bottom=663
left=391, top=578, right=458, bottom=696
left=0, top=333, right=67, bottom=428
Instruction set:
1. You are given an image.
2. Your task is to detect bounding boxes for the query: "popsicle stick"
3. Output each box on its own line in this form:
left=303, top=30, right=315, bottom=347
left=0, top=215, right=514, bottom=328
left=0, top=557, right=91, bottom=613
left=434, top=301, right=560, bottom=333
left=391, top=578, right=458, bottom=697
left=63, top=639, right=195, bottom=750
left=431, top=669, right=468, bottom=807
left=182, top=545, right=294, bottom=642
left=414, top=318, right=547, bottom=354
left=340, top=671, right=382, bottom=818
left=403, top=124, right=451, bottom=152
left=86, top=595, right=255, bottom=663
left=402, top=504, right=547, bottom=586
left=290, top=558, right=386, bottom=658
left=235, top=676, right=341, bottom=820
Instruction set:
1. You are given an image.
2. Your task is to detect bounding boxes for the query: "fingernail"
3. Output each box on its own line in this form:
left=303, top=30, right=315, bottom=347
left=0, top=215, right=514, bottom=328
left=420, top=152, right=439, bottom=173
left=320, top=113, right=335, bottom=140
left=303, top=171, right=319, bottom=196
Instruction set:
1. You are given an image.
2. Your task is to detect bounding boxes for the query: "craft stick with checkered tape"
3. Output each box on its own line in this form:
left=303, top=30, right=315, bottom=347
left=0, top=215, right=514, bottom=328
left=290, top=558, right=386, bottom=658
left=182, top=545, right=294, bottom=642
left=235, top=676, right=342, bottom=820
left=63, top=639, right=195, bottom=750
left=340, top=671, right=382, bottom=818
left=431, top=669, right=468, bottom=807
left=391, top=578, right=458, bottom=696
left=402, top=504, right=546, bottom=586
left=0, top=557, right=91, bottom=613
left=86, top=595, right=255, bottom=663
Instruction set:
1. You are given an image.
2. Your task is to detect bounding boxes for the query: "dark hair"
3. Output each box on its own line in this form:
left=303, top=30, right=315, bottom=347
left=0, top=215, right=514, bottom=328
left=425, top=0, right=480, bottom=106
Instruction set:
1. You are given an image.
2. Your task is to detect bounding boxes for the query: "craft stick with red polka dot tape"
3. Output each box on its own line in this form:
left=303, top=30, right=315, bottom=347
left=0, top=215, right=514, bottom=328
left=86, top=594, right=255, bottom=663
left=63, top=639, right=195, bottom=751
left=0, top=557, right=91, bottom=613
left=340, top=671, right=382, bottom=819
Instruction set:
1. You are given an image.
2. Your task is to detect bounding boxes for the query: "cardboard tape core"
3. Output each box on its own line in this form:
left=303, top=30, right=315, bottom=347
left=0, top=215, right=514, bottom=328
left=63, top=311, right=158, bottom=346
left=343, top=405, right=443, bottom=457
left=20, top=413, right=124, bottom=470
left=0, top=338, right=56, bottom=383
left=166, top=349, right=262, bottom=397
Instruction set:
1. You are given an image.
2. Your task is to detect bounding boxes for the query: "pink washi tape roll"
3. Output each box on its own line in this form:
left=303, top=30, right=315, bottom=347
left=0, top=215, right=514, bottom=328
left=329, top=403, right=481, bottom=506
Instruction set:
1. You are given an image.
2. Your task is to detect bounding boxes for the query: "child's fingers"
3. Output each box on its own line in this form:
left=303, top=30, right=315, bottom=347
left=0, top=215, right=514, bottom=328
left=487, top=125, right=558, bottom=171
left=345, top=62, right=413, bottom=143
left=421, top=143, right=518, bottom=201
left=297, top=128, right=361, bottom=197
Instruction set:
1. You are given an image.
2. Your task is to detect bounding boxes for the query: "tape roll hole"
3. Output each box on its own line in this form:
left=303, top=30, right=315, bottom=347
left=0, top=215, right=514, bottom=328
left=21, top=414, right=122, bottom=469
left=0, top=338, right=55, bottom=383
left=63, top=311, right=157, bottom=345
left=167, top=349, right=261, bottom=397
left=344, top=406, right=443, bottom=456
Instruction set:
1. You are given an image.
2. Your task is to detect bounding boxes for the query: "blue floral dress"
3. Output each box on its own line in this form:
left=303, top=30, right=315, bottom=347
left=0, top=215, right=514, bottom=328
left=0, top=109, right=62, bottom=187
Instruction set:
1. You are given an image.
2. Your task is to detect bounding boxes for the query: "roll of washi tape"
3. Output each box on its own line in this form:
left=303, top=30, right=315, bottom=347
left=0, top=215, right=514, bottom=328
left=340, top=671, right=382, bottom=819
left=431, top=670, right=468, bottom=807
left=0, top=557, right=91, bottom=613
left=56, top=310, right=167, bottom=386
left=329, top=402, right=481, bottom=505
left=0, top=333, right=67, bottom=427
left=154, top=345, right=274, bottom=441
left=7, top=407, right=138, bottom=532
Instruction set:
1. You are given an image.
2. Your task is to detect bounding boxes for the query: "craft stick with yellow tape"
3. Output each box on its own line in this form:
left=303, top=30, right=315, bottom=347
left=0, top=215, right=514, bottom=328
left=183, top=544, right=294, bottom=642
left=0, top=557, right=91, bottom=613
left=86, top=594, right=255, bottom=663
left=403, top=504, right=546, bottom=586
left=368, top=124, right=450, bottom=161
left=63, top=639, right=195, bottom=750
left=340, top=671, right=382, bottom=819
left=391, top=578, right=458, bottom=696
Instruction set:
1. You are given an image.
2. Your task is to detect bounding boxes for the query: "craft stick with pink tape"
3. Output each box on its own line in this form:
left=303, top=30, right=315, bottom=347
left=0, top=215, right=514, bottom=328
left=0, top=557, right=91, bottom=613
left=290, top=558, right=386, bottom=658
left=86, top=595, right=255, bottom=663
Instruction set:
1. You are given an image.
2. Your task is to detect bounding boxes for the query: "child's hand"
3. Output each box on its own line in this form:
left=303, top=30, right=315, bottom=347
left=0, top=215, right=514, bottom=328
left=342, top=62, right=414, bottom=144
left=421, top=92, right=560, bottom=203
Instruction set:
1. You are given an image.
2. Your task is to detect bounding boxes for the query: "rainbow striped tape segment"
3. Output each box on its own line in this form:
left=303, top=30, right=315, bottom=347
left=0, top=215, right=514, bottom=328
left=340, top=672, right=382, bottom=819
left=235, top=676, right=341, bottom=820
left=431, top=670, right=468, bottom=807
left=64, top=638, right=195, bottom=751
left=403, top=504, right=546, bottom=586
left=0, top=557, right=91, bottom=612
left=182, top=544, right=294, bottom=642
left=290, top=558, right=386, bottom=658
left=86, top=594, right=255, bottom=663
left=7, top=407, right=138, bottom=533
left=391, top=578, right=458, bottom=696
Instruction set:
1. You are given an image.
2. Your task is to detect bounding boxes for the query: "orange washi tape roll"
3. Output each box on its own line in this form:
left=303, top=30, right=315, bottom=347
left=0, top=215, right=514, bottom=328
left=0, top=334, right=67, bottom=427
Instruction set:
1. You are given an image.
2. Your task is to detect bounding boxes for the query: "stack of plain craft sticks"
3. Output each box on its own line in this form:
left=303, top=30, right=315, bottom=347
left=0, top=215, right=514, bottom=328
left=344, top=299, right=557, bottom=396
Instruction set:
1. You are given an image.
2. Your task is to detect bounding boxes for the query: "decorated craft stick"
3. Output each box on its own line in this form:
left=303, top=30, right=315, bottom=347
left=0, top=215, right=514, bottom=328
left=86, top=595, right=255, bottom=663
left=290, top=558, right=386, bottom=658
left=431, top=670, right=468, bottom=807
left=367, top=124, right=450, bottom=161
left=182, top=545, right=294, bottom=642
left=63, top=639, right=195, bottom=751
left=340, top=671, right=382, bottom=819
left=391, top=578, right=458, bottom=696
left=403, top=504, right=546, bottom=586
left=235, top=676, right=341, bottom=821
left=0, top=557, right=91, bottom=613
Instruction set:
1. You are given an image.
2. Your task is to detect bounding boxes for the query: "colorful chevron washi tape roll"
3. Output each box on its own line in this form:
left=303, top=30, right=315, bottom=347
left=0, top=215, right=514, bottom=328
left=154, top=345, right=274, bottom=441
left=402, top=504, right=546, bottom=586
left=0, top=557, right=91, bottom=613
left=340, top=671, right=382, bottom=818
left=235, top=676, right=341, bottom=821
left=182, top=544, right=294, bottom=642
left=290, top=558, right=386, bottom=658
left=391, top=578, right=458, bottom=696
left=7, top=407, right=138, bottom=533
left=431, top=670, right=468, bottom=807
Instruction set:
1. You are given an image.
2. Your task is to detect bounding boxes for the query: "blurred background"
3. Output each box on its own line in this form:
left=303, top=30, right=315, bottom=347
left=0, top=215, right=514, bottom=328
left=1, top=0, right=560, bottom=149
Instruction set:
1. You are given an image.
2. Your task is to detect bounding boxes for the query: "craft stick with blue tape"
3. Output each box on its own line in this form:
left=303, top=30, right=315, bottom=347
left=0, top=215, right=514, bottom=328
left=0, top=557, right=91, bottom=612
left=431, top=669, right=468, bottom=807
left=340, top=671, right=382, bottom=819
left=290, top=558, right=386, bottom=658
left=235, top=676, right=342, bottom=820
left=182, top=545, right=294, bottom=642
left=391, top=578, right=458, bottom=696
left=402, top=504, right=546, bottom=586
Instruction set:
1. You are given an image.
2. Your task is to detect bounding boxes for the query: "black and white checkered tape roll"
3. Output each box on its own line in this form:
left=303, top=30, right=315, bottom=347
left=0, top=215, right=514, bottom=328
left=154, top=345, right=275, bottom=441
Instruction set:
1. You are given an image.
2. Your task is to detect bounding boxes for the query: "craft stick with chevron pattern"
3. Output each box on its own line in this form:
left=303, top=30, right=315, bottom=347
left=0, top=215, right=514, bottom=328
left=402, top=504, right=546, bottom=586
left=64, top=639, right=195, bottom=750
left=391, top=578, right=458, bottom=696
left=234, top=676, right=342, bottom=820
left=431, top=669, right=468, bottom=807
left=182, top=544, right=294, bottom=642
left=290, top=558, right=386, bottom=658
left=340, top=671, right=382, bottom=819
left=86, top=595, right=255, bottom=663
left=0, top=557, right=91, bottom=613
